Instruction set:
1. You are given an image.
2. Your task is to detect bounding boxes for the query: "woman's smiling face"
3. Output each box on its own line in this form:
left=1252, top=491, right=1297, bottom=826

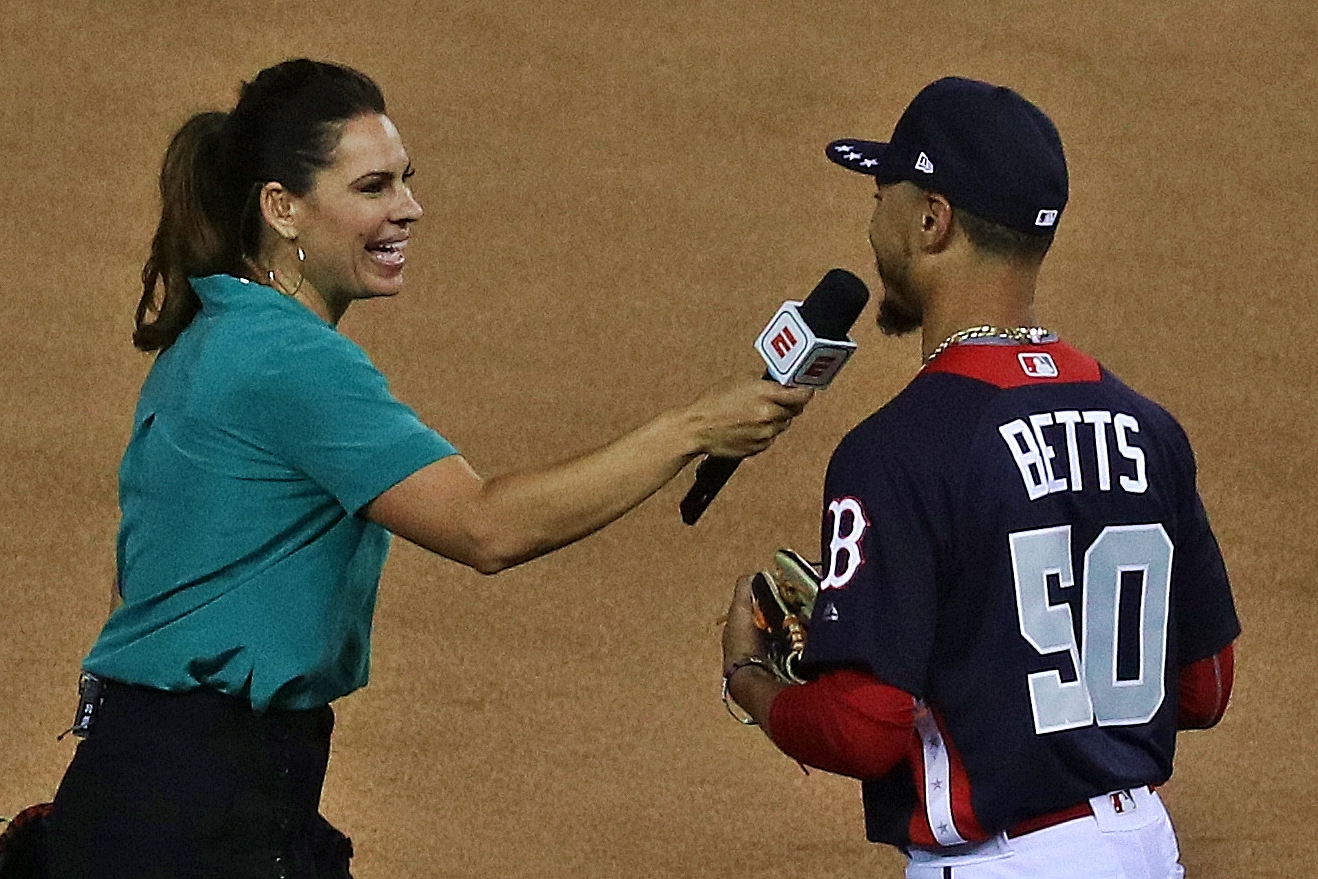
left=290, top=113, right=424, bottom=315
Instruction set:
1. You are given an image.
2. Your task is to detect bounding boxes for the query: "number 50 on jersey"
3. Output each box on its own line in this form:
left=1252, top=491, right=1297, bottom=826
left=819, top=496, right=1174, bottom=738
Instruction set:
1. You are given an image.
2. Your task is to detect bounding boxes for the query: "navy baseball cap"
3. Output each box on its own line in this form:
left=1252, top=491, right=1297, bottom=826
left=827, top=77, right=1068, bottom=235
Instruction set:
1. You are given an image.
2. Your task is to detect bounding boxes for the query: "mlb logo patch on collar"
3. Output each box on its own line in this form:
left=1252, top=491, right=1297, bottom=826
left=924, top=341, right=1100, bottom=388
left=1018, top=351, right=1058, bottom=378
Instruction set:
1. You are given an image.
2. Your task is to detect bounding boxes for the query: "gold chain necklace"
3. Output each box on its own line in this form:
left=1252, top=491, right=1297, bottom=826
left=924, top=325, right=1053, bottom=364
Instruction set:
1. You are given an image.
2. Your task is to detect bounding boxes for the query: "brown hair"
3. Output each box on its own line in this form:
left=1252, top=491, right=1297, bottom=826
left=135, top=59, right=386, bottom=351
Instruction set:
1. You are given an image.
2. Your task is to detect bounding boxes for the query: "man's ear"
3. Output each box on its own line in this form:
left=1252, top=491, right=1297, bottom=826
left=918, top=192, right=955, bottom=253
left=258, top=182, right=299, bottom=241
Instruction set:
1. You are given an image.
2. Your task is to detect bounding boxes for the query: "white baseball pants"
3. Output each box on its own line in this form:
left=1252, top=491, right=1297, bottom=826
left=904, top=787, right=1184, bottom=879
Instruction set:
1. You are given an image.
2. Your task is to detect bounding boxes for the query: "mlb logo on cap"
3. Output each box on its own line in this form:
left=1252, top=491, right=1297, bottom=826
left=1018, top=352, right=1058, bottom=378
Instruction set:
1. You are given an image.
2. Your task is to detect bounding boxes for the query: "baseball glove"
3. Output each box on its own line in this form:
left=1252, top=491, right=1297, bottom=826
left=749, top=548, right=821, bottom=684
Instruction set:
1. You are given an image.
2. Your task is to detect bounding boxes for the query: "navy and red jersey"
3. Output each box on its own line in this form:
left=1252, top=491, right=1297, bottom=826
left=799, top=339, right=1240, bottom=847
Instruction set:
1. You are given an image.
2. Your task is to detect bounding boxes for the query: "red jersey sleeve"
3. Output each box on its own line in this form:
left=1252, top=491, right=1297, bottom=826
left=767, top=669, right=917, bottom=779
left=1178, top=641, right=1235, bottom=729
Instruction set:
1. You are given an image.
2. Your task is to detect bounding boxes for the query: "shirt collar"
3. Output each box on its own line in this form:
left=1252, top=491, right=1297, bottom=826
left=188, top=274, right=330, bottom=327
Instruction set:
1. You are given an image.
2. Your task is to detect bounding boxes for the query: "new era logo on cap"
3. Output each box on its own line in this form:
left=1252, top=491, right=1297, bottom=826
left=914, top=152, right=934, bottom=174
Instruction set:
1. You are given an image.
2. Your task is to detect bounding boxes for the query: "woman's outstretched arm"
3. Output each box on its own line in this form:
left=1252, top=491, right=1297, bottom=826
left=365, top=377, right=812, bottom=573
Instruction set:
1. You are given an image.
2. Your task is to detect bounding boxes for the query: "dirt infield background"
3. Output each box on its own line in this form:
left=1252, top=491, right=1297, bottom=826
left=2, top=2, right=1314, bottom=877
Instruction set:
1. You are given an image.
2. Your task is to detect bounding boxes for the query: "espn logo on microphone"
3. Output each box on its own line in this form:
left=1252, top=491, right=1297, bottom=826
left=756, top=301, right=857, bottom=389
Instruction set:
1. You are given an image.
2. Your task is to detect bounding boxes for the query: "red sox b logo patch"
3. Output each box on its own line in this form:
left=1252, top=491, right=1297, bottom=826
left=821, top=497, right=869, bottom=590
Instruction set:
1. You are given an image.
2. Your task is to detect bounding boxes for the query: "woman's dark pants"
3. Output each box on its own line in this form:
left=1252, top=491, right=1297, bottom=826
left=45, top=682, right=353, bottom=879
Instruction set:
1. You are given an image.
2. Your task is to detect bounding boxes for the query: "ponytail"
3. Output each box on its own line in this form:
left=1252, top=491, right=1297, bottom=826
left=134, top=112, right=235, bottom=352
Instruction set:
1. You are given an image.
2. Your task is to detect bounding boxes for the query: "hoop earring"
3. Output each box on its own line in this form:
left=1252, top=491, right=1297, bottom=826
left=264, top=244, right=306, bottom=298
left=288, top=246, right=306, bottom=298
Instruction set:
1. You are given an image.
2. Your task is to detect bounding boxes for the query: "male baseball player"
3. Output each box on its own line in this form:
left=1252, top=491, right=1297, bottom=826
left=721, top=77, right=1239, bottom=878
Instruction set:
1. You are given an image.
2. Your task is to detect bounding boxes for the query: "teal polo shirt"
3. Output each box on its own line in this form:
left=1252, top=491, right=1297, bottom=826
left=84, top=274, right=457, bottom=711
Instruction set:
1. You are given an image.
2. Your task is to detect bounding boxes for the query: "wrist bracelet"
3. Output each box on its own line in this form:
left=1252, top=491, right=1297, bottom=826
left=721, top=656, right=772, bottom=725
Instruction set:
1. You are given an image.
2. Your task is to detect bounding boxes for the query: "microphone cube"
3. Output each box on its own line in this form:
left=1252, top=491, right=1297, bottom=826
left=756, top=301, right=857, bottom=388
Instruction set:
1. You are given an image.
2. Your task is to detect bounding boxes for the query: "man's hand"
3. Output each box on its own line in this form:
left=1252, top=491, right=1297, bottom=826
left=721, top=575, right=789, bottom=730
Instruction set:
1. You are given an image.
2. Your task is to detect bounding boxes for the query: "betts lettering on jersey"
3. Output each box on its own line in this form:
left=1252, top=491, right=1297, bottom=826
left=999, top=410, right=1148, bottom=500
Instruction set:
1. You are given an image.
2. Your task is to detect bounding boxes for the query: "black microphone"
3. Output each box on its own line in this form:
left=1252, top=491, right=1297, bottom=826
left=680, top=269, right=870, bottom=525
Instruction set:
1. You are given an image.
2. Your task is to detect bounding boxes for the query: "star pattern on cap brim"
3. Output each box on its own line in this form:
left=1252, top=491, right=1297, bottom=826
left=827, top=139, right=885, bottom=175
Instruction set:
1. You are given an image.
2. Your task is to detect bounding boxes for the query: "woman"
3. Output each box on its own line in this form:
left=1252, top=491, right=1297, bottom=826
left=44, top=59, right=811, bottom=879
